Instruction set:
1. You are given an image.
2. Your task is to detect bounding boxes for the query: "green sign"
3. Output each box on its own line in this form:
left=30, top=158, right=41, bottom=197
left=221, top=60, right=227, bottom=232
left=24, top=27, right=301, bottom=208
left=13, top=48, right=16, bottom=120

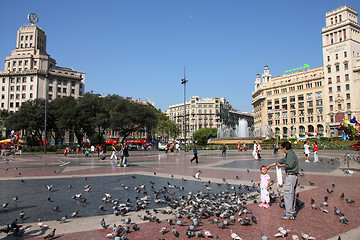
left=284, top=64, right=310, bottom=74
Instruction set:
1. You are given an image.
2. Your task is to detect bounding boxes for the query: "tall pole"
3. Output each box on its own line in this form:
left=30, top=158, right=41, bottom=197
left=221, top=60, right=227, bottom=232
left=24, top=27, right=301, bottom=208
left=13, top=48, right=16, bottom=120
left=181, top=67, right=188, bottom=152
left=44, top=73, right=48, bottom=154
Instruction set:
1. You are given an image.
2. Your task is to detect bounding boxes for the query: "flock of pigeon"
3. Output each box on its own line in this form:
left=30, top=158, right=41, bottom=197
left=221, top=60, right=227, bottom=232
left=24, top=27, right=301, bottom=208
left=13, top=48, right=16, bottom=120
left=0, top=153, right=358, bottom=239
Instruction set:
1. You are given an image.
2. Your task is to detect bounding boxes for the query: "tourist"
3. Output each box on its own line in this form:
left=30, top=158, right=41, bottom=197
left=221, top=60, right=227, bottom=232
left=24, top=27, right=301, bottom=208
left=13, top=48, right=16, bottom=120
left=267, top=141, right=299, bottom=220
left=222, top=144, right=227, bottom=155
left=257, top=142, right=262, bottom=160
left=273, top=141, right=279, bottom=153
left=243, top=142, right=246, bottom=151
left=110, top=144, right=118, bottom=160
left=190, top=143, right=198, bottom=163
left=255, top=166, right=271, bottom=209
left=252, top=141, right=259, bottom=160
left=238, top=141, right=241, bottom=151
left=304, top=141, right=310, bottom=163
left=313, top=141, right=319, bottom=162
left=91, top=145, right=95, bottom=157
left=121, top=144, right=129, bottom=167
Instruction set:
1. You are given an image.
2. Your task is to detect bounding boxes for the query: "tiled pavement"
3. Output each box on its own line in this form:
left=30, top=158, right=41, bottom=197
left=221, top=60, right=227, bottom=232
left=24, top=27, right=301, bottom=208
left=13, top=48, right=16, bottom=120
left=0, top=149, right=359, bottom=239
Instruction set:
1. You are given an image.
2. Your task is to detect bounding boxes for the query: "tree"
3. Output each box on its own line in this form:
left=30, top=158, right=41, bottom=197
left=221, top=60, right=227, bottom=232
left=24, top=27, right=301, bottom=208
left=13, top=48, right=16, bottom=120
left=109, top=99, right=158, bottom=143
left=0, top=110, right=11, bottom=139
left=192, top=128, right=217, bottom=145
left=5, top=99, right=46, bottom=146
left=155, top=112, right=180, bottom=140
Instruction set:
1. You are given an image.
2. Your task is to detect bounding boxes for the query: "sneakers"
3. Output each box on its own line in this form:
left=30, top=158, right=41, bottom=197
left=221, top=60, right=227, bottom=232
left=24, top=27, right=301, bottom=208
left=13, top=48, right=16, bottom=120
left=117, top=164, right=122, bottom=167
left=263, top=203, right=270, bottom=209
left=281, top=215, right=295, bottom=220
left=305, top=160, right=310, bottom=163
left=124, top=165, right=127, bottom=167
left=258, top=203, right=265, bottom=207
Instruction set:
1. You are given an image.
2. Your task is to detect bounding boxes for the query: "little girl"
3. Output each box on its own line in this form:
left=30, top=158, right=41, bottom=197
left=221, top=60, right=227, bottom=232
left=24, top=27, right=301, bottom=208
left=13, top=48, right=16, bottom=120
left=255, top=166, right=271, bottom=208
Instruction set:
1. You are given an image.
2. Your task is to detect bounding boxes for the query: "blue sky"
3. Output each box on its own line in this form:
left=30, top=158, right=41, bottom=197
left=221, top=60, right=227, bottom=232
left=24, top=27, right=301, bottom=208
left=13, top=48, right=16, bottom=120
left=1, top=0, right=360, bottom=112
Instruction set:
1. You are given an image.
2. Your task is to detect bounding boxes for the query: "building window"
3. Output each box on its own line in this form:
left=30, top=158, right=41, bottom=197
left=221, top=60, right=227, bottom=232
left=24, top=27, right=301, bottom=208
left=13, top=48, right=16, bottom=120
left=10, top=102, right=13, bottom=108
left=336, top=76, right=340, bottom=82
left=335, top=65, right=340, bottom=72
left=329, top=96, right=333, bottom=102
left=298, top=94, right=304, bottom=101
left=345, top=74, right=349, bottom=81
left=328, top=77, right=332, bottom=84
left=10, top=86, right=14, bottom=91
left=298, top=102, right=304, bottom=108
left=317, top=107, right=323, bottom=114
left=330, top=105, right=333, bottom=111
left=63, top=88, right=67, bottom=93
left=346, top=93, right=350, bottom=99
left=344, top=63, right=348, bottom=70
left=22, top=86, right=26, bottom=91
left=346, top=84, right=350, bottom=90
left=307, top=101, right=313, bottom=108
left=335, top=54, right=338, bottom=60
left=30, top=93, right=33, bottom=98
left=327, top=56, right=330, bottom=61
left=308, top=108, right=314, bottom=115
left=329, top=87, right=332, bottom=93
left=347, top=103, right=351, bottom=109
left=327, top=67, right=331, bottom=73
left=290, top=96, right=295, bottom=102
left=22, top=94, right=26, bottom=99
left=306, top=93, right=312, bottom=100
left=282, top=97, right=287, bottom=103
left=274, top=98, right=280, bottom=105
left=22, top=77, right=26, bottom=83
left=344, top=51, right=347, bottom=57
left=337, top=86, right=341, bottom=92
left=16, top=102, right=19, bottom=107
left=315, top=91, right=322, bottom=98
left=16, top=86, right=20, bottom=91
left=57, top=87, right=61, bottom=93
left=316, top=99, right=323, bottom=106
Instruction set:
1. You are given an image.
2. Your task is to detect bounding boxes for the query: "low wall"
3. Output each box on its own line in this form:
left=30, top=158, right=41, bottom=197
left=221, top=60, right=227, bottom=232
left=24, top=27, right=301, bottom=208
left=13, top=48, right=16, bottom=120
left=208, top=137, right=266, bottom=145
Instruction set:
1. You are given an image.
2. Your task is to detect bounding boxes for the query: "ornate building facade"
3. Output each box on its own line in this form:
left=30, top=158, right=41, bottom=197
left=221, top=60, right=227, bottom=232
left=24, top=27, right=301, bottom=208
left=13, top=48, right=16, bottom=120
left=252, top=5, right=360, bottom=139
left=0, top=18, right=85, bottom=112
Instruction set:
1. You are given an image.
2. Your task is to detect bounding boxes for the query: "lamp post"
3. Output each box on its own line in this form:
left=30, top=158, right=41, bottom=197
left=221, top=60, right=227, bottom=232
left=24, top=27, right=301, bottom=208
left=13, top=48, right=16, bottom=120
left=181, top=67, right=188, bottom=152
left=44, top=73, right=48, bottom=154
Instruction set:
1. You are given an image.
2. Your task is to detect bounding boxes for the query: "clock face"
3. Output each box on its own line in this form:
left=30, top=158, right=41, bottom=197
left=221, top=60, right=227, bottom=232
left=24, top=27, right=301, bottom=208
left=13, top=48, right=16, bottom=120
left=27, top=13, right=39, bottom=24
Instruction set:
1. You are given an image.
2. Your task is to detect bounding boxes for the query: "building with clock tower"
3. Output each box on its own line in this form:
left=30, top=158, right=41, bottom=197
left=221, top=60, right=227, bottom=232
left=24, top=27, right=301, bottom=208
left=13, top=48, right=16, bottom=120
left=0, top=14, right=85, bottom=112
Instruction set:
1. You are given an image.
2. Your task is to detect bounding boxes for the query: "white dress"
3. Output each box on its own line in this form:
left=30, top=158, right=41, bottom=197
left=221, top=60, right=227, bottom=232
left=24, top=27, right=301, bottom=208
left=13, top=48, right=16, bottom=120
left=252, top=144, right=258, bottom=160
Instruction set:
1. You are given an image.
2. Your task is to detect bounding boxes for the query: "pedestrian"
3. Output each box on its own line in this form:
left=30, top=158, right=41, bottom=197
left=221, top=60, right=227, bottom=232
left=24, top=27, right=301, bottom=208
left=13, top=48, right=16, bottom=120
left=238, top=141, right=241, bottom=152
left=255, top=166, right=271, bottom=209
left=243, top=142, right=246, bottom=151
left=165, top=143, right=169, bottom=154
left=170, top=142, right=174, bottom=153
left=252, top=141, right=259, bottom=161
left=117, top=143, right=124, bottom=166
left=110, top=144, right=118, bottom=160
left=267, top=141, right=299, bottom=220
left=76, top=145, right=80, bottom=157
left=121, top=144, right=129, bottom=167
left=222, top=144, right=227, bottom=155
left=175, top=142, right=180, bottom=153
left=91, top=145, right=95, bottom=157
left=304, top=141, right=310, bottom=163
left=257, top=142, right=262, bottom=160
left=273, top=141, right=278, bottom=153
left=313, top=141, right=319, bottom=162
left=190, top=143, right=198, bottom=163
left=96, top=144, right=100, bottom=157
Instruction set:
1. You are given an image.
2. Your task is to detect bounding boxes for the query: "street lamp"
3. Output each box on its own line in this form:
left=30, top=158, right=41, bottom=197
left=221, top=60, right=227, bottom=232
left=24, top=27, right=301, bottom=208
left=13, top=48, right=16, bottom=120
left=181, top=67, right=188, bottom=152
left=44, top=73, right=49, bottom=154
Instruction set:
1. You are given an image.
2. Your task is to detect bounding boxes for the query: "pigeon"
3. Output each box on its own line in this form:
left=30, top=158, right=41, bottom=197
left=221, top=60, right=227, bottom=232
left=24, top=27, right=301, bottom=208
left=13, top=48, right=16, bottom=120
left=124, top=217, right=131, bottom=224
left=101, top=218, right=106, bottom=229
left=327, top=188, right=333, bottom=194
left=301, top=232, right=316, bottom=240
left=13, top=196, right=18, bottom=201
left=37, top=219, right=49, bottom=229
left=57, top=215, right=67, bottom=223
left=194, top=170, right=201, bottom=180
left=204, top=230, right=212, bottom=238
left=292, top=235, right=299, bottom=240
left=172, top=227, right=179, bottom=237
left=132, top=223, right=139, bottom=231
left=339, top=216, right=349, bottom=224
left=309, top=181, right=314, bottom=185
left=44, top=228, right=56, bottom=239
left=160, top=226, right=167, bottom=234
left=261, top=233, right=271, bottom=240
left=346, top=198, right=355, bottom=204
left=2, top=202, right=9, bottom=208
left=251, top=215, right=257, bottom=224
left=231, top=230, right=242, bottom=239
left=19, top=211, right=25, bottom=219
left=274, top=226, right=290, bottom=237
left=340, top=193, right=345, bottom=199
left=196, top=231, right=204, bottom=238
left=334, top=207, right=344, bottom=216
left=46, top=184, right=53, bottom=191
left=71, top=210, right=80, bottom=217
left=52, top=206, right=59, bottom=212
left=331, top=182, right=336, bottom=187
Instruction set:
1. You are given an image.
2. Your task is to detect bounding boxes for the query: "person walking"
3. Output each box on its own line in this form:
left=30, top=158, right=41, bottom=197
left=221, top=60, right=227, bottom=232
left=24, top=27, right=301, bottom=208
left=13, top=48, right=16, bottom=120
left=267, top=141, right=299, bottom=220
left=190, top=143, right=198, bottom=163
left=304, top=141, right=310, bottom=163
left=110, top=144, right=118, bottom=160
left=252, top=141, right=259, bottom=161
left=238, top=141, right=241, bottom=152
left=222, top=144, right=227, bottom=155
left=273, top=141, right=279, bottom=153
left=121, top=144, right=129, bottom=167
left=257, top=142, right=262, bottom=160
left=313, top=141, right=319, bottom=162
left=243, top=142, right=246, bottom=151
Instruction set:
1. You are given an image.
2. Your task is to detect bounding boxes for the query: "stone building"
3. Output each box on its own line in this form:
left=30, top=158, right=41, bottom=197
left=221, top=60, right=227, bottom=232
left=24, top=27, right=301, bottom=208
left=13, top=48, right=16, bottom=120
left=252, top=5, right=360, bottom=139
left=166, top=96, right=253, bottom=140
left=0, top=17, right=85, bottom=112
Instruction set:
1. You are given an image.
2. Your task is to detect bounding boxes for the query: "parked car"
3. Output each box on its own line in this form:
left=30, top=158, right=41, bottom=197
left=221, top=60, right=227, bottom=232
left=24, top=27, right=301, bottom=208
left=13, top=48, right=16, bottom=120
left=158, top=141, right=167, bottom=151
left=128, top=143, right=138, bottom=151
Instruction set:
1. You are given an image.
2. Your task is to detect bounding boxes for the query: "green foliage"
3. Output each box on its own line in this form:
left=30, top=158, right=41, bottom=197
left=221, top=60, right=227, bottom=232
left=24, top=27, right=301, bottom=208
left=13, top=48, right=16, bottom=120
left=155, top=112, right=180, bottom=140
left=192, top=128, right=217, bottom=145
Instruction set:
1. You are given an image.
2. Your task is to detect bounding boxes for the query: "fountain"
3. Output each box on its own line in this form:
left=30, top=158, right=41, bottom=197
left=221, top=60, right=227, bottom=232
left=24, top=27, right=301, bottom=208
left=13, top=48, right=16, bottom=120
left=209, top=119, right=264, bottom=144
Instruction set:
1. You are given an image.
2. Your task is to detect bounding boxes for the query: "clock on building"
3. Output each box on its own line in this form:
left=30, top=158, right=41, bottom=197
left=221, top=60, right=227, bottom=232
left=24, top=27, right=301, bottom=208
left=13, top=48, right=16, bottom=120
left=27, top=13, right=39, bottom=24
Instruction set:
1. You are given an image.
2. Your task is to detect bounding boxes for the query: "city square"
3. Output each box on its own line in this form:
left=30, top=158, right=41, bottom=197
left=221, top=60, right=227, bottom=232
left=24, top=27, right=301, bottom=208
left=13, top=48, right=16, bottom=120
left=1, top=1, right=360, bottom=239
left=0, top=149, right=359, bottom=239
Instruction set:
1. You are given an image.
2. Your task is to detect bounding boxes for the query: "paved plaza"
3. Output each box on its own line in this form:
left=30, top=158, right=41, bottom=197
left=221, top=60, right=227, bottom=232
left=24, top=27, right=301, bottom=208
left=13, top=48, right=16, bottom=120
left=0, top=148, right=359, bottom=239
